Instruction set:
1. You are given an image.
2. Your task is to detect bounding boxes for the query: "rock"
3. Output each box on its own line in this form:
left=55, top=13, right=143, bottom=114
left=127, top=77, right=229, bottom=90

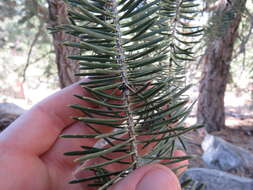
left=0, top=103, right=25, bottom=116
left=0, top=113, right=18, bottom=131
left=0, top=103, right=26, bottom=131
left=201, top=135, right=253, bottom=175
left=182, top=168, right=253, bottom=190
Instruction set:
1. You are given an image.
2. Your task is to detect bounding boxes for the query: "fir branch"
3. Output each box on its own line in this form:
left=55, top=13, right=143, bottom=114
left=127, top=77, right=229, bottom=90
left=58, top=0, right=203, bottom=188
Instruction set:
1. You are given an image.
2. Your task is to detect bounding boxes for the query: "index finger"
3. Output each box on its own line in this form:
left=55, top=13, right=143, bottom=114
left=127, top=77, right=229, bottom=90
left=0, top=79, right=94, bottom=156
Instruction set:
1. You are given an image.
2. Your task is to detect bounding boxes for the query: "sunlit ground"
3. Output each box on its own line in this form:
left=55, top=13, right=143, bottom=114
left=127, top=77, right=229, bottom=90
left=1, top=81, right=59, bottom=110
left=184, top=91, right=253, bottom=177
left=185, top=90, right=253, bottom=128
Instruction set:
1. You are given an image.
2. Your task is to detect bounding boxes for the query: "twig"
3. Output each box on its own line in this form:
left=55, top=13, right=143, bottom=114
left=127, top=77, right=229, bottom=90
left=31, top=50, right=54, bottom=65
left=22, top=23, right=44, bottom=82
left=232, top=8, right=253, bottom=63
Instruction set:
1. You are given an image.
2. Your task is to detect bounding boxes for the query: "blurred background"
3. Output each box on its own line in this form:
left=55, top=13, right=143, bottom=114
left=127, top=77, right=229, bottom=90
left=0, top=0, right=57, bottom=109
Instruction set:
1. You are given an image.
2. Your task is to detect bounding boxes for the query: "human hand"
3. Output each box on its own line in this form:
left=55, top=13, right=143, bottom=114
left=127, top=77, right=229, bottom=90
left=0, top=81, right=187, bottom=190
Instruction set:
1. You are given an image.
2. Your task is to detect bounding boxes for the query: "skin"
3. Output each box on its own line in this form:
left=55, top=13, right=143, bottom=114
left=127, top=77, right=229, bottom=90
left=0, top=81, right=188, bottom=190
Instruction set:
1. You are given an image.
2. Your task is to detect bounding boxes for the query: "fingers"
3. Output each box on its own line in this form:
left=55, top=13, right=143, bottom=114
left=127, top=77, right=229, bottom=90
left=0, top=79, right=94, bottom=156
left=70, top=127, right=188, bottom=187
left=73, top=149, right=187, bottom=190
left=40, top=122, right=99, bottom=190
left=109, top=164, right=181, bottom=190
left=40, top=122, right=97, bottom=169
left=167, top=150, right=189, bottom=176
left=73, top=132, right=157, bottom=176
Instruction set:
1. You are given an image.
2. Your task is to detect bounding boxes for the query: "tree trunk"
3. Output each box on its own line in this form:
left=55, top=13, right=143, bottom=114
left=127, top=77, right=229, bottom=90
left=197, top=0, right=246, bottom=132
left=47, top=0, right=80, bottom=88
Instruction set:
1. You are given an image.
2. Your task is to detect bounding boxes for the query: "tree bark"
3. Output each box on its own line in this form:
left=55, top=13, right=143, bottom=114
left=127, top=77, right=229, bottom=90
left=47, top=0, right=80, bottom=88
left=197, top=0, right=246, bottom=132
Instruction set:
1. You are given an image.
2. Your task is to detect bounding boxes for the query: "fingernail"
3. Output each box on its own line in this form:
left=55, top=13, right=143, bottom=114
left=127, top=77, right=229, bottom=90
left=136, top=168, right=180, bottom=190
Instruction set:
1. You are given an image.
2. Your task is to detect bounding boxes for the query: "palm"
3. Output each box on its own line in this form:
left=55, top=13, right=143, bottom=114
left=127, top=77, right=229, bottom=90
left=1, top=125, right=84, bottom=190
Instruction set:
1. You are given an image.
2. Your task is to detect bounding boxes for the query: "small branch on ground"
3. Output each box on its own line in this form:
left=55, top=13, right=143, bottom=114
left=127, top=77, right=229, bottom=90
left=22, top=23, right=44, bottom=82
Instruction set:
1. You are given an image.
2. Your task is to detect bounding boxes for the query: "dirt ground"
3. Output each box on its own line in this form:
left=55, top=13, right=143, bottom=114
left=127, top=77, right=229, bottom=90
left=184, top=97, right=253, bottom=178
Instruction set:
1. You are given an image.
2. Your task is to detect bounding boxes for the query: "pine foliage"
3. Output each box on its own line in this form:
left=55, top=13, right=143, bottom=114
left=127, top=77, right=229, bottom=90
left=57, top=0, right=202, bottom=189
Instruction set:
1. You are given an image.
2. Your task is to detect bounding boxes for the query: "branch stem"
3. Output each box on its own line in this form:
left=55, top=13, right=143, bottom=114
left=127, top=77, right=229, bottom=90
left=111, top=0, right=139, bottom=169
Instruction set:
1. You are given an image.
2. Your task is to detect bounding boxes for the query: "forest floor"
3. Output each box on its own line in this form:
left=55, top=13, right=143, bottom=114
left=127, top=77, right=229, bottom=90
left=184, top=91, right=253, bottom=178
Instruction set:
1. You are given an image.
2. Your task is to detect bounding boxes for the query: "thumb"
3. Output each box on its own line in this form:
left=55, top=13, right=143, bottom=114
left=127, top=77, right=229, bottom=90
left=109, top=164, right=181, bottom=190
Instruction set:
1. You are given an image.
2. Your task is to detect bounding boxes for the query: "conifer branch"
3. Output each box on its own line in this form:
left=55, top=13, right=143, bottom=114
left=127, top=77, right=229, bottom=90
left=111, top=0, right=140, bottom=169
